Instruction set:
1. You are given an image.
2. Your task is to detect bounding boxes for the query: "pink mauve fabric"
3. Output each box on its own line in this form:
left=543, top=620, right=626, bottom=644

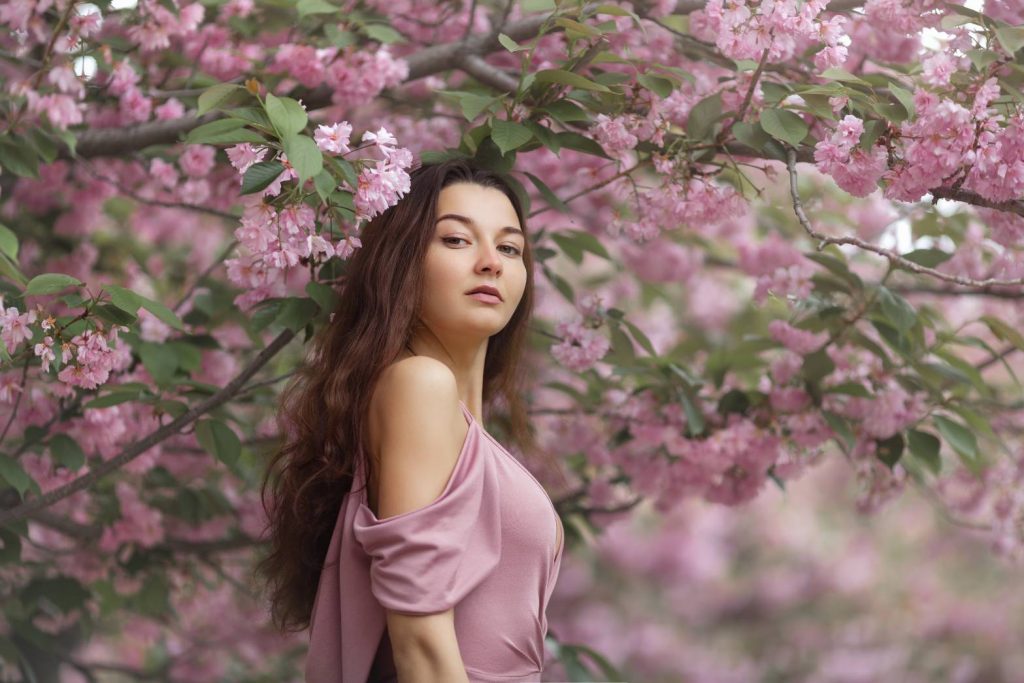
left=306, top=400, right=564, bottom=683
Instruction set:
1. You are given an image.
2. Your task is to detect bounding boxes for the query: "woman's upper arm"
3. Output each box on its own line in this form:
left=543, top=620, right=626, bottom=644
left=370, top=356, right=468, bottom=521
left=369, top=357, right=470, bottom=665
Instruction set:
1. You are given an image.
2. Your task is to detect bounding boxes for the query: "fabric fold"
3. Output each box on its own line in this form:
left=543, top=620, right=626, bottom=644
left=352, top=422, right=502, bottom=613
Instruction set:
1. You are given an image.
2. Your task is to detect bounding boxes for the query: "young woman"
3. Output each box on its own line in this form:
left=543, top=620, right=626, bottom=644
left=258, top=159, right=566, bottom=682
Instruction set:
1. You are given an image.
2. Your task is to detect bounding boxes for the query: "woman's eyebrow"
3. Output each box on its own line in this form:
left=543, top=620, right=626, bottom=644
left=436, top=213, right=524, bottom=237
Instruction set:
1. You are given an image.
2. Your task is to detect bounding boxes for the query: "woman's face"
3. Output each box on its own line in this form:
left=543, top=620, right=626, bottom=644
left=418, top=182, right=527, bottom=341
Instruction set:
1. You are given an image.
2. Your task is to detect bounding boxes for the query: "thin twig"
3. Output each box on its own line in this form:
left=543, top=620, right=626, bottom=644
left=786, top=149, right=1024, bottom=288
left=0, top=329, right=296, bottom=526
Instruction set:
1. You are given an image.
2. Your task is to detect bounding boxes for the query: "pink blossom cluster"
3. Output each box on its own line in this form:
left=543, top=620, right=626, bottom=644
left=591, top=111, right=668, bottom=166
left=822, top=378, right=929, bottom=440
left=882, top=89, right=976, bottom=202
left=125, top=1, right=205, bottom=53
left=56, top=325, right=132, bottom=390
left=267, top=43, right=338, bottom=89
left=613, top=177, right=748, bottom=243
left=737, top=233, right=815, bottom=305
left=225, top=201, right=318, bottom=309
left=768, top=319, right=829, bottom=355
left=616, top=405, right=784, bottom=509
left=691, top=0, right=850, bottom=70
left=550, top=316, right=611, bottom=371
left=0, top=297, right=38, bottom=355
left=938, top=454, right=1024, bottom=563
left=98, top=481, right=165, bottom=553
left=327, top=46, right=409, bottom=110
left=352, top=128, right=414, bottom=221
left=814, top=114, right=888, bottom=197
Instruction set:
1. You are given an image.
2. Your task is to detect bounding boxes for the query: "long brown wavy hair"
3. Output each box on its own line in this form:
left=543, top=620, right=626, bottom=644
left=256, top=158, right=559, bottom=633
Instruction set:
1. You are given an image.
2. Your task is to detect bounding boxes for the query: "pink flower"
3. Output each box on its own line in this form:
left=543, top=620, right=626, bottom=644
left=179, top=145, right=216, bottom=178
left=154, top=97, right=185, bottom=120
left=592, top=113, right=638, bottom=162
left=550, top=317, right=611, bottom=371
left=34, top=336, right=56, bottom=372
left=361, top=125, right=397, bottom=148
left=0, top=300, right=37, bottom=353
left=119, top=86, right=152, bottom=123
left=768, top=319, right=829, bottom=355
left=314, top=122, right=353, bottom=155
left=225, top=143, right=268, bottom=175
left=150, top=158, right=179, bottom=190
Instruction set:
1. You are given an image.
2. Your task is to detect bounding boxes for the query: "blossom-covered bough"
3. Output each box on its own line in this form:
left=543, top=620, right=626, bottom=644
left=0, top=0, right=1023, bottom=679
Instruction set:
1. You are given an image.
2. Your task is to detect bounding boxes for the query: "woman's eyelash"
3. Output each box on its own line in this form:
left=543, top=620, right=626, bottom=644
left=442, top=236, right=521, bottom=255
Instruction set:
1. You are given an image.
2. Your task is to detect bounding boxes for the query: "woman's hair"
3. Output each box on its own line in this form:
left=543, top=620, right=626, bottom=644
left=256, top=158, right=557, bottom=633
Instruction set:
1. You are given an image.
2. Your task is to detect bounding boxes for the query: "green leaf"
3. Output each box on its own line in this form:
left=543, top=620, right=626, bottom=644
left=0, top=454, right=34, bottom=495
left=620, top=318, right=657, bottom=356
left=264, top=93, right=308, bottom=137
left=438, top=91, right=501, bottom=121
left=84, top=391, right=141, bottom=409
left=980, top=315, right=1024, bottom=351
left=241, top=161, right=285, bottom=195
left=25, top=273, right=83, bottom=296
left=933, top=414, right=979, bottom=471
left=274, top=297, right=319, bottom=332
left=22, top=576, right=90, bottom=612
left=889, top=83, right=916, bottom=119
left=555, top=131, right=611, bottom=159
left=637, top=74, right=674, bottom=98
left=801, top=347, right=836, bottom=382
left=907, top=428, right=941, bottom=475
left=138, top=342, right=179, bottom=385
left=523, top=120, right=561, bottom=154
left=523, top=171, right=570, bottom=213
left=305, top=280, right=338, bottom=316
left=759, top=108, right=809, bottom=146
left=185, top=118, right=265, bottom=145
left=875, top=433, right=904, bottom=469
left=820, top=67, right=872, bottom=86
left=490, top=119, right=534, bottom=155
left=678, top=387, right=705, bottom=436
left=686, top=92, right=722, bottom=141
left=296, top=0, right=337, bottom=17
left=137, top=292, right=185, bottom=332
left=0, top=224, right=18, bottom=260
left=549, top=229, right=610, bottom=263
left=195, top=419, right=241, bottom=467
left=362, top=23, right=405, bottom=43
left=49, top=434, right=85, bottom=471
left=902, top=248, right=952, bottom=268
left=0, top=136, right=40, bottom=178
left=498, top=33, right=525, bottom=52
left=533, top=69, right=612, bottom=93
left=282, top=134, right=323, bottom=184
left=197, top=83, right=243, bottom=116
left=994, top=26, right=1024, bottom=55
left=104, top=283, right=142, bottom=313
left=876, top=285, right=916, bottom=332
left=313, top=169, right=337, bottom=202
left=541, top=100, right=590, bottom=124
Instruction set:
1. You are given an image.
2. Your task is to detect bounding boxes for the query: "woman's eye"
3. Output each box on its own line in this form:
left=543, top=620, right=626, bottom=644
left=443, top=237, right=522, bottom=256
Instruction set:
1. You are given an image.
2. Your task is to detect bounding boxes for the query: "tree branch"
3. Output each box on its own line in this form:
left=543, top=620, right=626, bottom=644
left=0, top=329, right=296, bottom=526
left=786, top=149, right=1024, bottom=289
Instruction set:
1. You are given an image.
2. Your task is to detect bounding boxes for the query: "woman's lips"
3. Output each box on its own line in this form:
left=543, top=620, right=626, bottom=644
left=467, top=292, right=502, bottom=304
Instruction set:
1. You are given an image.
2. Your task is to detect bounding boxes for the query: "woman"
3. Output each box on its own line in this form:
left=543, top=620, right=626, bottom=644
left=258, top=158, right=566, bottom=682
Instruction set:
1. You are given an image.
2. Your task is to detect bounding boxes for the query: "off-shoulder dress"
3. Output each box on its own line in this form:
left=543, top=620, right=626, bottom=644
left=306, top=399, right=564, bottom=683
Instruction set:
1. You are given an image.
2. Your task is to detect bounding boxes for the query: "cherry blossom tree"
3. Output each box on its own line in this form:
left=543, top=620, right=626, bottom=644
left=0, top=0, right=1022, bottom=679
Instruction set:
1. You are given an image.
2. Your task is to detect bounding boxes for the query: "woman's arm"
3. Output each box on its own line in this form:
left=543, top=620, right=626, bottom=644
left=370, top=356, right=473, bottom=682
left=386, top=609, right=471, bottom=683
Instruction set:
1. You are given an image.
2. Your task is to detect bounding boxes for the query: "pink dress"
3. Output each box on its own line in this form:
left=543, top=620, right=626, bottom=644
left=306, top=400, right=564, bottom=683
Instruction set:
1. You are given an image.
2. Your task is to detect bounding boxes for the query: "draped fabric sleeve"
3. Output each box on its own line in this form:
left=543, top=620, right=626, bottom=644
left=352, top=422, right=502, bottom=615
